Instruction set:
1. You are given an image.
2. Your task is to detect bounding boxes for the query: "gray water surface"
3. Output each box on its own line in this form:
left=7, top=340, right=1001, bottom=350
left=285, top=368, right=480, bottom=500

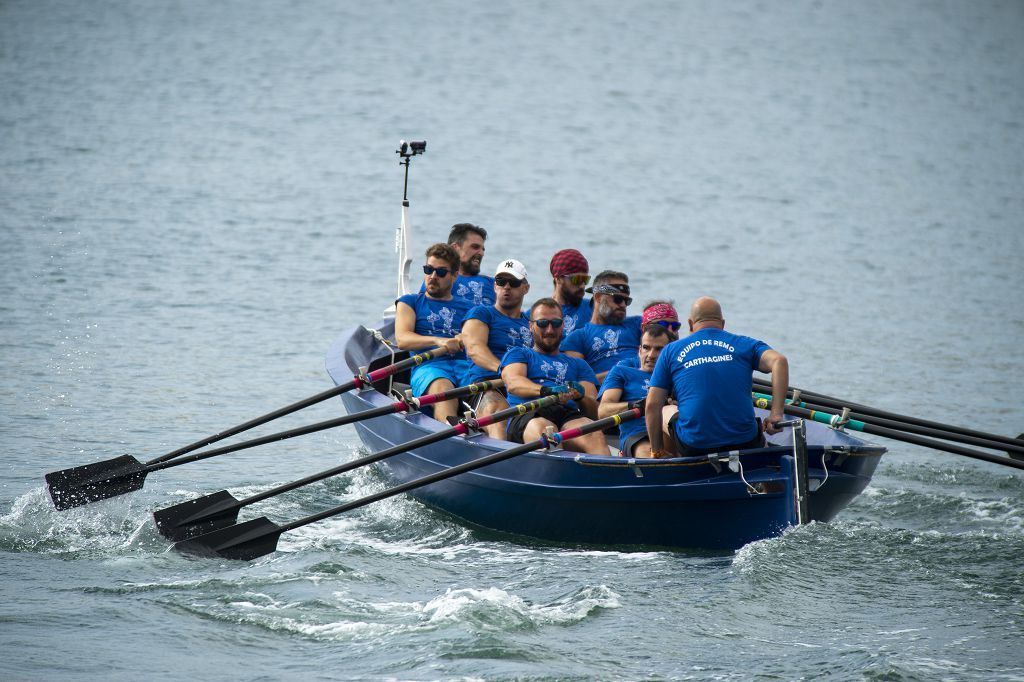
left=2, top=1, right=1023, bottom=679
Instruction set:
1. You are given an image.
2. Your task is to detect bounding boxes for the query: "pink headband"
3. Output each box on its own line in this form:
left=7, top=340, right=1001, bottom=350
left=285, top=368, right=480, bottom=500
left=642, top=303, right=678, bottom=327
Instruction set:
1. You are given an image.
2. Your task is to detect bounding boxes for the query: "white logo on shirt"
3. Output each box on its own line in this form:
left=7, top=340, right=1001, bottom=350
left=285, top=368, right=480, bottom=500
left=539, top=359, right=568, bottom=384
left=591, top=329, right=620, bottom=353
left=427, top=306, right=457, bottom=335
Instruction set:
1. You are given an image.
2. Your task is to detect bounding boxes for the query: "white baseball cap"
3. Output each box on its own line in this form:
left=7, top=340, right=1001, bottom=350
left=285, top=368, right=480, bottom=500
left=495, top=258, right=528, bottom=281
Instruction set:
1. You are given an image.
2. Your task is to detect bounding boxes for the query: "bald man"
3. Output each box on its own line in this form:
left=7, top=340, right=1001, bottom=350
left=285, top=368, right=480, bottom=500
left=645, top=297, right=789, bottom=457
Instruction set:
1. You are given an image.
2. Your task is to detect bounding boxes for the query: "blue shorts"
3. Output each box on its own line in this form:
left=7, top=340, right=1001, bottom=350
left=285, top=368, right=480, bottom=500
left=410, top=358, right=470, bottom=397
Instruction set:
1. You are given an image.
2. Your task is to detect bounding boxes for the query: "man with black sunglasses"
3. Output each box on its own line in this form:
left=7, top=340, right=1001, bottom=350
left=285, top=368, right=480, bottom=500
left=500, top=298, right=609, bottom=454
left=396, top=243, right=475, bottom=425
left=561, top=270, right=643, bottom=384
left=460, top=259, right=532, bottom=439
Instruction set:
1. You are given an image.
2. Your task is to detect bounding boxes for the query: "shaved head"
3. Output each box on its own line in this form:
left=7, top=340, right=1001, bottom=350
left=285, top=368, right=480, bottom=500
left=688, top=296, right=725, bottom=331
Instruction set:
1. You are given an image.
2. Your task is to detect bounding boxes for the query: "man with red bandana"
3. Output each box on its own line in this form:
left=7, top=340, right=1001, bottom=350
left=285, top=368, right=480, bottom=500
left=619, top=302, right=682, bottom=369
left=548, top=248, right=592, bottom=336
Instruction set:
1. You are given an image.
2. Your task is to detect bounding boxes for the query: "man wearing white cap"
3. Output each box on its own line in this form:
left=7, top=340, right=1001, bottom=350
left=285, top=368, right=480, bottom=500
left=460, top=258, right=533, bottom=439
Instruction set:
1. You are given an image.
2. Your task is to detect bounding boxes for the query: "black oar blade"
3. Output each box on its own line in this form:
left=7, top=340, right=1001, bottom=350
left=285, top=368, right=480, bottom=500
left=153, top=490, right=243, bottom=541
left=44, top=455, right=148, bottom=510
left=173, top=517, right=284, bottom=561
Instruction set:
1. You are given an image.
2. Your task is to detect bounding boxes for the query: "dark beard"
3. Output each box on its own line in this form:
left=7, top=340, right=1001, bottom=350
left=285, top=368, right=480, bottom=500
left=563, top=289, right=583, bottom=307
left=535, top=334, right=561, bottom=354
left=462, top=258, right=481, bottom=276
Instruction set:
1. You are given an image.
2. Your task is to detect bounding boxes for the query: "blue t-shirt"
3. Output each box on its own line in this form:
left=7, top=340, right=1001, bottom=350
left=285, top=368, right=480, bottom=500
left=650, top=327, right=770, bottom=449
left=396, top=292, right=475, bottom=362
left=461, top=305, right=532, bottom=384
left=421, top=274, right=495, bottom=307
left=560, top=316, right=643, bottom=376
left=597, top=363, right=652, bottom=450
left=499, top=346, right=598, bottom=411
left=561, top=298, right=592, bottom=336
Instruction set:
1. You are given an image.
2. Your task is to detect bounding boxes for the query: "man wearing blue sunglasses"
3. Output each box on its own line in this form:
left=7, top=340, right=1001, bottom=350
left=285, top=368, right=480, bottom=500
left=396, top=243, right=475, bottom=425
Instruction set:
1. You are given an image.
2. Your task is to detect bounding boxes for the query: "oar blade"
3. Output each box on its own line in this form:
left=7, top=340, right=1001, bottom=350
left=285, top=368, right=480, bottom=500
left=153, top=490, right=243, bottom=541
left=44, top=455, right=148, bottom=510
left=173, top=517, right=284, bottom=561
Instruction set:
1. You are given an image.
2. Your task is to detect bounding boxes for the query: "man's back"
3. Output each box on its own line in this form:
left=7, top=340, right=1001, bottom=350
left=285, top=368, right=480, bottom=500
left=651, top=327, right=769, bottom=449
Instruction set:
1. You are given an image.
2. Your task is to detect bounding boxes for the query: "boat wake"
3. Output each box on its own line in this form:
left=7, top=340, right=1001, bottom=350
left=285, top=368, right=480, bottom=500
left=0, top=487, right=161, bottom=558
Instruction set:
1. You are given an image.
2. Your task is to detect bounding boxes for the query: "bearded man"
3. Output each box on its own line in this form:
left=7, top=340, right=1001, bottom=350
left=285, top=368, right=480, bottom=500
left=560, top=270, right=642, bottom=384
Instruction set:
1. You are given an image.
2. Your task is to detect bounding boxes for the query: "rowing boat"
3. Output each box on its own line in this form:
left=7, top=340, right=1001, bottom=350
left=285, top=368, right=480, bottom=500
left=325, top=321, right=886, bottom=550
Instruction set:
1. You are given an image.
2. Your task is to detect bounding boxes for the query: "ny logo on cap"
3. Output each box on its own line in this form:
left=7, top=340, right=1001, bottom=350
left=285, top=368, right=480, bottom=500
left=504, top=260, right=515, bottom=268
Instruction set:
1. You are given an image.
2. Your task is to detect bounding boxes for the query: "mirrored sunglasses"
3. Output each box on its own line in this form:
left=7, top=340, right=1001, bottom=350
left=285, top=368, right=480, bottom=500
left=533, top=318, right=564, bottom=329
left=655, top=319, right=681, bottom=331
left=494, top=277, right=524, bottom=288
left=423, top=264, right=452, bottom=277
left=562, top=273, right=590, bottom=287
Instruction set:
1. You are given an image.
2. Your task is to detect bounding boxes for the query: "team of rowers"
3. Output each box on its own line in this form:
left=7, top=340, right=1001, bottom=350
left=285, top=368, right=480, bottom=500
left=395, top=223, right=789, bottom=458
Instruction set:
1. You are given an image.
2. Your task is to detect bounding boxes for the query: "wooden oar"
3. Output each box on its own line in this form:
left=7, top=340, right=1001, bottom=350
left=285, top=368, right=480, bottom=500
left=172, top=408, right=641, bottom=560
left=154, top=389, right=553, bottom=541
left=752, top=392, right=1024, bottom=458
left=752, top=377, right=1023, bottom=451
left=754, top=396, right=1024, bottom=471
left=44, top=349, right=446, bottom=510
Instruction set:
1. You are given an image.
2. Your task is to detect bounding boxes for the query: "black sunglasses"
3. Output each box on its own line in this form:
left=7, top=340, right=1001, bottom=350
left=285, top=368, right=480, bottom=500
left=423, top=264, right=453, bottom=277
left=611, top=294, right=633, bottom=306
left=533, top=318, right=564, bottom=329
left=494, top=277, right=524, bottom=288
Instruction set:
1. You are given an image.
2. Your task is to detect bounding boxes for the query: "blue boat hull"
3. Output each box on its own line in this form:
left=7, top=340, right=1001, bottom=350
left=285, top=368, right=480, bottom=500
left=328, top=325, right=885, bottom=550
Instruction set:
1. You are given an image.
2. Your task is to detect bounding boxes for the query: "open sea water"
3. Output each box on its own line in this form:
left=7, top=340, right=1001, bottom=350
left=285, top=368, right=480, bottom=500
left=2, top=1, right=1022, bottom=679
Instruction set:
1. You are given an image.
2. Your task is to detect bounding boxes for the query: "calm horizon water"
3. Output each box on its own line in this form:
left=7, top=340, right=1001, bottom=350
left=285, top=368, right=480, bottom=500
left=2, top=1, right=1023, bottom=679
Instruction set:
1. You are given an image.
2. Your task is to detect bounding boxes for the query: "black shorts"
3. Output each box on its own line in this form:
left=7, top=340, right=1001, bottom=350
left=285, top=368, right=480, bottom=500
left=506, top=403, right=586, bottom=444
left=621, top=431, right=649, bottom=457
left=667, top=414, right=765, bottom=456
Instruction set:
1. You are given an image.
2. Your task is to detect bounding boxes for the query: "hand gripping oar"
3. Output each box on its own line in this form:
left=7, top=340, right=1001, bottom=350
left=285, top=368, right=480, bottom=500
left=172, top=408, right=641, bottom=560
left=44, top=348, right=446, bottom=510
left=752, top=377, right=1024, bottom=452
left=752, top=392, right=1024, bottom=459
left=155, top=389, right=557, bottom=541
left=754, top=396, right=1024, bottom=471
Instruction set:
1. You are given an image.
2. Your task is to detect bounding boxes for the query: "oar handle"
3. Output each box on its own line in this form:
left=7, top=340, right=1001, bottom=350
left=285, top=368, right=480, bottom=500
left=279, top=408, right=641, bottom=534
left=143, top=348, right=443, bottom=467
left=756, top=397, right=1024, bottom=471
left=752, top=378, right=1024, bottom=449
left=752, top=392, right=1024, bottom=456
